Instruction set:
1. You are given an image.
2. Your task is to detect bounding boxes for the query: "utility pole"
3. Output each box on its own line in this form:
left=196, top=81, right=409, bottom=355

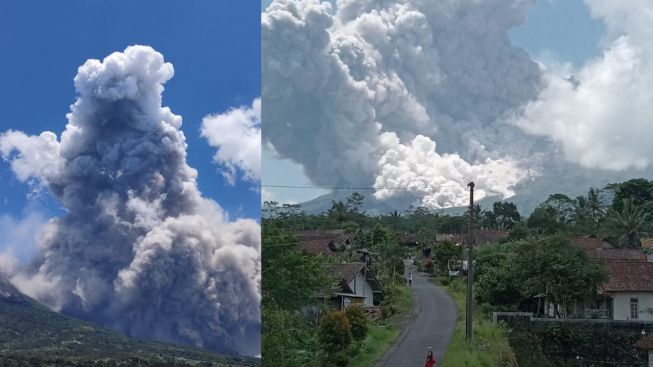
left=466, top=181, right=475, bottom=344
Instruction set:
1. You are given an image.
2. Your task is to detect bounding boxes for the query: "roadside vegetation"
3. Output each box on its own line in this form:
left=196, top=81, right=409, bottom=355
left=435, top=278, right=516, bottom=367
left=262, top=193, right=413, bottom=367
left=263, top=178, right=653, bottom=366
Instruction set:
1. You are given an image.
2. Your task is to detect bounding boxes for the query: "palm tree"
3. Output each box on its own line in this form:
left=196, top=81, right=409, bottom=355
left=603, top=198, right=652, bottom=248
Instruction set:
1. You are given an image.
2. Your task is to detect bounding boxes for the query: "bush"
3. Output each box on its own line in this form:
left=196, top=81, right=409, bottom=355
left=440, top=277, right=450, bottom=286
left=320, top=351, right=350, bottom=367
left=345, top=305, right=368, bottom=341
left=477, top=303, right=495, bottom=317
left=319, top=311, right=352, bottom=366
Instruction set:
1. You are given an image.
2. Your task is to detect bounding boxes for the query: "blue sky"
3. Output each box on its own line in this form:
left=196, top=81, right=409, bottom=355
left=261, top=0, right=604, bottom=204
left=0, top=0, right=261, bottom=232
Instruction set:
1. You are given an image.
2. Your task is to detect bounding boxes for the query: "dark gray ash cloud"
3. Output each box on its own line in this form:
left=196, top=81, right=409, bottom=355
left=0, top=45, right=260, bottom=356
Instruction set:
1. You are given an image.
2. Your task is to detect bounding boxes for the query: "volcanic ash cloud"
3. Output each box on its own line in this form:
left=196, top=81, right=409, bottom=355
left=0, top=45, right=261, bottom=355
left=262, top=0, right=542, bottom=208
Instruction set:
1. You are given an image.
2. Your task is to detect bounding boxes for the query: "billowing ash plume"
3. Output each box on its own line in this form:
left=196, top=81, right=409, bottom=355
left=264, top=0, right=653, bottom=210
left=0, top=46, right=260, bottom=355
left=262, top=0, right=544, bottom=208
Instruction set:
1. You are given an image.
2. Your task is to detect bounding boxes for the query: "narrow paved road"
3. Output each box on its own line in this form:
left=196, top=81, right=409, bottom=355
left=375, top=262, right=457, bottom=367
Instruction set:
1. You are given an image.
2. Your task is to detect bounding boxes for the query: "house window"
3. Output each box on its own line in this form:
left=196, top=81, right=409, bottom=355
left=630, top=298, right=639, bottom=320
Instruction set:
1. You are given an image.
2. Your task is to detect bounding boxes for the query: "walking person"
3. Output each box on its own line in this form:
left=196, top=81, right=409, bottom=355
left=408, top=272, right=413, bottom=286
left=424, top=350, right=436, bottom=367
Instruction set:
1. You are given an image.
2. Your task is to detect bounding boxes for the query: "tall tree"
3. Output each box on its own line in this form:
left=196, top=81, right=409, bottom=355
left=327, top=200, right=350, bottom=228
left=603, top=198, right=652, bottom=248
left=608, top=178, right=653, bottom=213
left=346, top=192, right=365, bottom=215
left=527, top=205, right=560, bottom=235
left=571, top=188, right=606, bottom=235
left=492, top=201, right=521, bottom=230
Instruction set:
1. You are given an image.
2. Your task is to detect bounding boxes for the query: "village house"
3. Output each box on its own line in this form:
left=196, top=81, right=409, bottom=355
left=324, top=262, right=384, bottom=310
left=599, top=261, right=653, bottom=320
left=545, top=238, right=653, bottom=320
left=438, top=230, right=509, bottom=248
left=295, top=229, right=355, bottom=255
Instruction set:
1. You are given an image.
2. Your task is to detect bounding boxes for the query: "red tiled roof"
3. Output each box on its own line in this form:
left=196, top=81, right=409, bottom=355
left=297, top=239, right=337, bottom=255
left=474, top=230, right=509, bottom=245
left=571, top=237, right=614, bottom=258
left=296, top=231, right=352, bottom=255
left=597, top=248, right=646, bottom=262
left=296, top=229, right=346, bottom=237
left=326, top=263, right=366, bottom=283
left=602, top=261, right=653, bottom=293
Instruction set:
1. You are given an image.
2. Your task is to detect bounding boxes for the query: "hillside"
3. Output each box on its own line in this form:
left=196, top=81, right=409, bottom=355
left=296, top=170, right=618, bottom=217
left=0, top=274, right=259, bottom=367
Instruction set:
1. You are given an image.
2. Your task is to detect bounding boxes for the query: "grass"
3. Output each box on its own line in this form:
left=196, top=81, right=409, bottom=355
left=348, top=324, right=400, bottom=367
left=436, top=278, right=517, bottom=367
left=348, top=284, right=412, bottom=367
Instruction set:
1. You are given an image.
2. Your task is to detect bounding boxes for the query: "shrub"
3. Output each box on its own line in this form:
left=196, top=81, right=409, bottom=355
left=319, top=310, right=352, bottom=366
left=345, top=305, right=368, bottom=341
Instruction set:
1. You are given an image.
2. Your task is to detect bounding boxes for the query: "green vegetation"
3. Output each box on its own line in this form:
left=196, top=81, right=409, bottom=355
left=474, top=236, right=607, bottom=315
left=0, top=285, right=258, bottom=367
left=348, top=324, right=400, bottom=367
left=436, top=278, right=516, bottom=367
left=349, top=285, right=410, bottom=367
left=264, top=179, right=653, bottom=365
left=345, top=306, right=369, bottom=341
left=261, top=224, right=328, bottom=367
left=431, top=241, right=462, bottom=276
left=319, top=310, right=353, bottom=366
left=507, top=322, right=647, bottom=366
left=262, top=193, right=413, bottom=366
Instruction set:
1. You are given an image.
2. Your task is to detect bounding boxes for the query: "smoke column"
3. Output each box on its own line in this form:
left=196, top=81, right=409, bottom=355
left=0, top=45, right=261, bottom=355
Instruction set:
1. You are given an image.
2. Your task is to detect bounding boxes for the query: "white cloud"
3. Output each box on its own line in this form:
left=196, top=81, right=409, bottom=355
left=513, top=1, right=653, bottom=171
left=374, top=133, right=529, bottom=208
left=0, top=130, right=62, bottom=188
left=201, top=98, right=261, bottom=185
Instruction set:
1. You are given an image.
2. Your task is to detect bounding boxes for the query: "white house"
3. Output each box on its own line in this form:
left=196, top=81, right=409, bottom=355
left=601, top=261, right=653, bottom=321
left=326, top=262, right=384, bottom=309
left=552, top=259, right=653, bottom=320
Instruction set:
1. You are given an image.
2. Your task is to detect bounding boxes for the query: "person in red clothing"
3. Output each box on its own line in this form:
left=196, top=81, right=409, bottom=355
left=425, top=350, right=436, bottom=367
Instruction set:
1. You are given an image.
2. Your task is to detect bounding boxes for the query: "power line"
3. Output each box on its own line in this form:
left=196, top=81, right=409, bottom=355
left=262, top=183, right=467, bottom=190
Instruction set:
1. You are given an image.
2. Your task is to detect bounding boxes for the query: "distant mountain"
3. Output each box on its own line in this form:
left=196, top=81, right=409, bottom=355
left=296, top=179, right=600, bottom=217
left=0, top=273, right=259, bottom=367
left=298, top=189, right=478, bottom=216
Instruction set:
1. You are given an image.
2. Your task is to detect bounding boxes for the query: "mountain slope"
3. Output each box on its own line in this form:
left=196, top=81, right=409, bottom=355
left=0, top=274, right=259, bottom=366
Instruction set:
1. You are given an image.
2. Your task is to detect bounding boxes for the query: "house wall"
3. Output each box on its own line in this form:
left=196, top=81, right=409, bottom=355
left=612, top=293, right=653, bottom=321
left=349, top=271, right=375, bottom=306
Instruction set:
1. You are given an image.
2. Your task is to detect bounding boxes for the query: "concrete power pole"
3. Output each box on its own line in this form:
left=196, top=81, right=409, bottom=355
left=466, top=181, right=475, bottom=344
